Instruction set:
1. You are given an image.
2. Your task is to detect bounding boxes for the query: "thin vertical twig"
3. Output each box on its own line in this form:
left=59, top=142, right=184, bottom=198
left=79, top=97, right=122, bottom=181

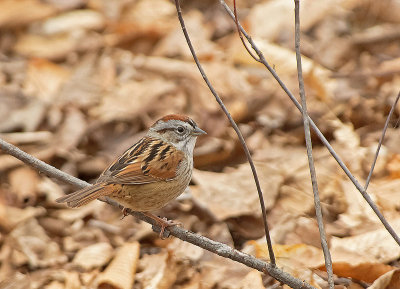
left=219, top=0, right=400, bottom=247
left=174, top=0, right=276, bottom=265
left=364, top=92, right=400, bottom=190
left=294, top=1, right=334, bottom=288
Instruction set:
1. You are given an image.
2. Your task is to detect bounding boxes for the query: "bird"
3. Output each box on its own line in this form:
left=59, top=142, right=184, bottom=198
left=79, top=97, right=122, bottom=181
left=56, top=114, right=206, bottom=237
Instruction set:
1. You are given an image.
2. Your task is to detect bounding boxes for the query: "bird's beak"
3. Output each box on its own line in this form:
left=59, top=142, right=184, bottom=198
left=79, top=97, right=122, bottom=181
left=192, top=127, right=207, bottom=136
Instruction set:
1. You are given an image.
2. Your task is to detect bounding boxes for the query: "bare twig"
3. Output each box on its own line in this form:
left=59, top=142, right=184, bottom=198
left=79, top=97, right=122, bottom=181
left=220, top=0, right=400, bottom=247
left=232, top=0, right=258, bottom=61
left=294, top=1, right=334, bottom=288
left=0, top=137, right=317, bottom=289
left=364, top=91, right=400, bottom=190
left=173, top=0, right=276, bottom=265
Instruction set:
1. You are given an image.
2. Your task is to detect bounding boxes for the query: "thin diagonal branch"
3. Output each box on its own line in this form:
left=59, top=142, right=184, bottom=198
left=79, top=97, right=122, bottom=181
left=0, top=138, right=317, bottom=289
left=364, top=92, right=400, bottom=190
left=173, top=0, right=276, bottom=265
left=232, top=0, right=259, bottom=61
left=294, top=1, right=334, bottom=288
left=220, top=0, right=400, bottom=247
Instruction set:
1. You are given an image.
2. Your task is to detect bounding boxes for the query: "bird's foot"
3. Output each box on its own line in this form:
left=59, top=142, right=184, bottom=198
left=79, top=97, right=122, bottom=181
left=143, top=212, right=181, bottom=239
left=120, top=207, right=131, bottom=220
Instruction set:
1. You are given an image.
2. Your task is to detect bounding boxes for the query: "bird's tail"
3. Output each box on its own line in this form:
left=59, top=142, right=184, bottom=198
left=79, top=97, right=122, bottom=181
left=56, top=183, right=121, bottom=207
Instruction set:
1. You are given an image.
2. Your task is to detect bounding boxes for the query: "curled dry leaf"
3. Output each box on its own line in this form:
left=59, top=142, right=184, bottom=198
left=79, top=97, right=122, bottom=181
left=328, top=262, right=395, bottom=285
left=330, top=219, right=400, bottom=264
left=0, top=0, right=56, bottom=28
left=63, top=271, right=81, bottom=289
left=72, top=242, right=113, bottom=271
left=0, top=204, right=45, bottom=232
left=40, top=10, right=106, bottom=35
left=369, top=269, right=400, bottom=289
left=192, top=162, right=283, bottom=220
left=9, top=218, right=67, bottom=268
left=337, top=180, right=381, bottom=233
left=23, top=58, right=71, bottom=102
left=136, top=251, right=179, bottom=289
left=89, top=79, right=176, bottom=122
left=8, top=167, right=39, bottom=205
left=245, top=241, right=324, bottom=289
left=96, top=241, right=140, bottom=289
left=240, top=270, right=265, bottom=289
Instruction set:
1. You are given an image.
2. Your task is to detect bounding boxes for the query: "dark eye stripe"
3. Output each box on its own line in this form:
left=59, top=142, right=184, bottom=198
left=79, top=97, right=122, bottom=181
left=188, top=119, right=196, bottom=128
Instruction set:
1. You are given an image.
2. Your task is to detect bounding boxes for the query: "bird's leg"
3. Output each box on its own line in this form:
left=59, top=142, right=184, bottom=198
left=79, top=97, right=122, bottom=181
left=142, top=212, right=181, bottom=239
left=120, top=207, right=131, bottom=220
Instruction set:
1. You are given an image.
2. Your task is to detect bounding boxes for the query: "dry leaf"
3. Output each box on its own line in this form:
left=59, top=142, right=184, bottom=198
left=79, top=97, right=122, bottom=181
left=96, top=242, right=140, bottom=289
left=40, top=10, right=105, bottom=35
left=10, top=218, right=67, bottom=268
left=240, top=270, right=265, bottom=289
left=0, top=204, right=45, bottom=231
left=72, top=242, right=113, bottom=271
left=0, top=0, right=56, bottom=27
left=8, top=167, right=39, bottom=205
left=369, top=269, right=400, bottom=289
left=330, top=219, right=400, bottom=264
left=246, top=241, right=324, bottom=288
left=192, top=162, right=283, bottom=220
left=24, top=58, right=71, bottom=102
left=136, top=251, right=179, bottom=289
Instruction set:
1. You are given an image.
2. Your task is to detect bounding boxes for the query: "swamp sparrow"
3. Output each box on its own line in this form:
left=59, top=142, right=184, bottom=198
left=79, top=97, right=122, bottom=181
left=56, top=114, right=206, bottom=237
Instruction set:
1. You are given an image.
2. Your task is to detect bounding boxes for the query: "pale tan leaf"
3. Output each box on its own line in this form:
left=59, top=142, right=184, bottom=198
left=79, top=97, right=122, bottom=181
left=136, top=251, right=179, bottom=289
left=23, top=58, right=71, bottom=102
left=192, top=162, right=283, bottom=220
left=40, top=10, right=105, bottom=35
left=72, top=242, right=113, bottom=271
left=330, top=219, right=400, bottom=264
left=10, top=218, right=67, bottom=268
left=8, top=167, right=39, bottom=205
left=0, top=0, right=56, bottom=27
left=240, top=270, right=265, bottom=289
left=96, top=242, right=140, bottom=289
left=0, top=204, right=45, bottom=231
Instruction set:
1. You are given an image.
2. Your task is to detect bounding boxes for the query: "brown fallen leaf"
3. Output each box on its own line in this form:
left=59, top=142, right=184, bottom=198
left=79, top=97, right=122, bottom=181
left=23, top=58, right=71, bottom=102
left=8, top=167, right=39, bottom=205
left=369, top=269, right=400, bottom=289
left=246, top=241, right=324, bottom=289
left=136, top=251, right=179, bottom=289
left=72, top=242, right=114, bottom=271
left=0, top=0, right=56, bottom=28
left=9, top=218, right=67, bottom=268
left=327, top=262, right=395, bottom=284
left=240, top=270, right=265, bottom=289
left=0, top=203, right=45, bottom=232
left=192, top=162, right=283, bottom=220
left=96, top=242, right=140, bottom=289
left=330, top=219, right=400, bottom=264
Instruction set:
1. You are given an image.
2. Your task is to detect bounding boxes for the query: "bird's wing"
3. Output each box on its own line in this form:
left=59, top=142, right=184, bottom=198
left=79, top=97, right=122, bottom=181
left=98, top=137, right=184, bottom=185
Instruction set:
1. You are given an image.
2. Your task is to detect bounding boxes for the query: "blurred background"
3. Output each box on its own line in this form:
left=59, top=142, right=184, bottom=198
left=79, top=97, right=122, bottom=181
left=1, top=0, right=400, bottom=288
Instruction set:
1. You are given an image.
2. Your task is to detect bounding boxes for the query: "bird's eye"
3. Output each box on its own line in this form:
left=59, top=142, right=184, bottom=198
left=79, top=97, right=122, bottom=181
left=176, top=126, right=185, bottom=134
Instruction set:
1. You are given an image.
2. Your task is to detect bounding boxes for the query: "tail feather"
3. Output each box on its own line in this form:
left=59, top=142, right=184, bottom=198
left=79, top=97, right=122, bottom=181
left=56, top=183, right=120, bottom=207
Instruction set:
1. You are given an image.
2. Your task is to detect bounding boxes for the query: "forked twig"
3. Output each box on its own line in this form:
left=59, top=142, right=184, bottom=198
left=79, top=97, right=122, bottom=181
left=220, top=0, right=400, bottom=247
left=173, top=0, right=276, bottom=265
left=0, top=138, right=317, bottom=289
left=294, top=1, right=334, bottom=288
left=364, top=92, right=400, bottom=190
